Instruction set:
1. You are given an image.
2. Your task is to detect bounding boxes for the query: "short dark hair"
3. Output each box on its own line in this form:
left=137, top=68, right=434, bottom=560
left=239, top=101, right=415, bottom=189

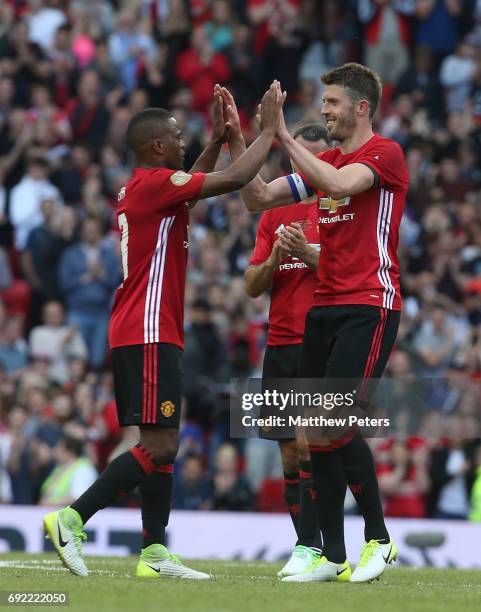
left=192, top=298, right=212, bottom=312
left=28, top=157, right=49, bottom=170
left=321, top=63, right=382, bottom=119
left=293, top=123, right=331, bottom=145
left=62, top=436, right=85, bottom=458
left=126, top=107, right=173, bottom=152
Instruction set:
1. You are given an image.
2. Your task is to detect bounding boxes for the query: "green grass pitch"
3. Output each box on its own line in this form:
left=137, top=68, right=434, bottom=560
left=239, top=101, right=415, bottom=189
left=0, top=553, right=480, bottom=612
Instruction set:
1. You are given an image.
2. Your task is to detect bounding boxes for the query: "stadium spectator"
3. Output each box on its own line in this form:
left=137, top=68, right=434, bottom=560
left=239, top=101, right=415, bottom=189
left=27, top=0, right=67, bottom=52
left=183, top=298, right=223, bottom=425
left=203, top=0, right=236, bottom=52
left=0, top=76, right=15, bottom=117
left=0, top=2, right=14, bottom=46
left=428, top=416, right=478, bottom=519
left=224, top=24, right=259, bottom=113
left=358, top=0, right=415, bottom=87
left=3, top=405, right=31, bottom=504
left=210, top=443, right=254, bottom=511
left=108, top=9, right=156, bottom=94
left=39, top=435, right=97, bottom=506
left=396, top=45, right=445, bottom=123
left=412, top=306, right=459, bottom=377
left=137, top=42, right=174, bottom=109
left=58, top=216, right=120, bottom=370
left=440, top=40, right=477, bottom=112
left=69, top=3, right=97, bottom=69
left=416, top=0, right=464, bottom=64
left=70, top=0, right=115, bottom=39
left=247, top=0, right=300, bottom=56
left=172, top=453, right=212, bottom=510
left=377, top=439, right=430, bottom=518
left=29, top=301, right=88, bottom=385
left=297, top=0, right=348, bottom=84
left=65, top=70, right=110, bottom=152
left=21, top=200, right=76, bottom=321
left=285, top=78, right=321, bottom=125
left=9, top=158, right=62, bottom=251
left=27, top=83, right=72, bottom=143
left=176, top=27, right=231, bottom=113
left=0, top=19, right=51, bottom=107
left=0, top=315, right=28, bottom=375
left=469, top=444, right=481, bottom=521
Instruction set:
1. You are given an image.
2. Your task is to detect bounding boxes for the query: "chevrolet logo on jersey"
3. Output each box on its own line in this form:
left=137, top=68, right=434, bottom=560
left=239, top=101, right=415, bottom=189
left=319, top=196, right=351, bottom=213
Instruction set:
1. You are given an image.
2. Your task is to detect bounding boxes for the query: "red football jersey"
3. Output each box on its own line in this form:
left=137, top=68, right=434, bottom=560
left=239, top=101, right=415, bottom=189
left=109, top=167, right=206, bottom=350
left=288, top=135, right=408, bottom=310
left=250, top=202, right=320, bottom=346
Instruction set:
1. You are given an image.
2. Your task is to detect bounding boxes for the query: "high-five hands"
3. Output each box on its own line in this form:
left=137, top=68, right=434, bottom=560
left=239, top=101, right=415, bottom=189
left=259, top=80, right=287, bottom=134
left=219, top=86, right=241, bottom=143
left=212, top=83, right=228, bottom=143
left=218, top=80, right=288, bottom=141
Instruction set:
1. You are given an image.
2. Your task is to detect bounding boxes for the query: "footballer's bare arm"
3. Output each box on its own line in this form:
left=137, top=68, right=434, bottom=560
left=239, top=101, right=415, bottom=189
left=244, top=240, right=289, bottom=298
left=276, top=111, right=375, bottom=199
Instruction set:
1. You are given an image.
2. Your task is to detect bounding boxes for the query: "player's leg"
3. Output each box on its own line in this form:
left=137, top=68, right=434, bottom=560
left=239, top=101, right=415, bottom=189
left=326, top=306, right=400, bottom=582
left=44, top=343, right=208, bottom=578
left=137, top=426, right=178, bottom=550
left=278, top=431, right=323, bottom=578
left=261, top=346, right=302, bottom=538
left=296, top=432, right=321, bottom=550
left=132, top=343, right=209, bottom=579
left=42, top=439, right=160, bottom=576
left=283, top=307, right=350, bottom=583
left=279, top=439, right=301, bottom=536
left=43, top=438, right=165, bottom=576
left=262, top=344, right=322, bottom=576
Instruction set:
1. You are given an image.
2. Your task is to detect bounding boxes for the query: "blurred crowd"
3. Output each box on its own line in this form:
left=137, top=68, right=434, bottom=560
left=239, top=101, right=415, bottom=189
left=1, top=0, right=481, bottom=521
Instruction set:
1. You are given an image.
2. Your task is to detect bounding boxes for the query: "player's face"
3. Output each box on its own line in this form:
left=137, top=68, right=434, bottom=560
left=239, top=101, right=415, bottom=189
left=321, top=84, right=358, bottom=142
left=162, top=118, right=186, bottom=170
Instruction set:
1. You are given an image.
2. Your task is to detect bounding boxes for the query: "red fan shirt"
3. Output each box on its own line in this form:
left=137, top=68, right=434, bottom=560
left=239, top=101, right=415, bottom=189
left=287, top=135, right=408, bottom=310
left=109, top=167, right=206, bottom=350
left=250, top=202, right=319, bottom=346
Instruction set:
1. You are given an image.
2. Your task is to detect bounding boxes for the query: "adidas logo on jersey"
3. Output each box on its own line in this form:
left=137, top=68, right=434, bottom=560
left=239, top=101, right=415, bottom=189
left=118, top=186, right=126, bottom=201
left=274, top=224, right=287, bottom=235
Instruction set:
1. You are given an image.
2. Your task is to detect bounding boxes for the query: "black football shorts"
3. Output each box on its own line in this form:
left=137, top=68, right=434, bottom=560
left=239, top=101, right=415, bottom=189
left=111, top=342, right=182, bottom=427
left=299, top=304, right=400, bottom=380
left=260, top=344, right=303, bottom=441
left=298, top=304, right=400, bottom=449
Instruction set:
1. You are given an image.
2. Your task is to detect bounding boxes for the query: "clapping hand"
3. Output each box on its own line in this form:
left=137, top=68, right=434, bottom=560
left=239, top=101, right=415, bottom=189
left=278, top=223, right=309, bottom=259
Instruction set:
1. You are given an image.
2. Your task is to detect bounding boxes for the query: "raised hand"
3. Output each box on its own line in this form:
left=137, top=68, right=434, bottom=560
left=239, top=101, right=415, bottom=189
left=259, top=80, right=287, bottom=134
left=276, top=105, right=290, bottom=141
left=212, top=83, right=227, bottom=143
left=220, top=86, right=241, bottom=141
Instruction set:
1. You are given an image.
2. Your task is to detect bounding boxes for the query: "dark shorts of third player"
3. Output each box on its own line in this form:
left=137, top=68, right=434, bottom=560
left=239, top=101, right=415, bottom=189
left=112, top=342, right=182, bottom=428
left=260, top=343, right=302, bottom=441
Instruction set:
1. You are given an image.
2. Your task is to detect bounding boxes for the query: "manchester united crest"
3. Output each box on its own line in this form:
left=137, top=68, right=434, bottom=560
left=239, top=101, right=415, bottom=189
left=160, top=400, right=176, bottom=417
